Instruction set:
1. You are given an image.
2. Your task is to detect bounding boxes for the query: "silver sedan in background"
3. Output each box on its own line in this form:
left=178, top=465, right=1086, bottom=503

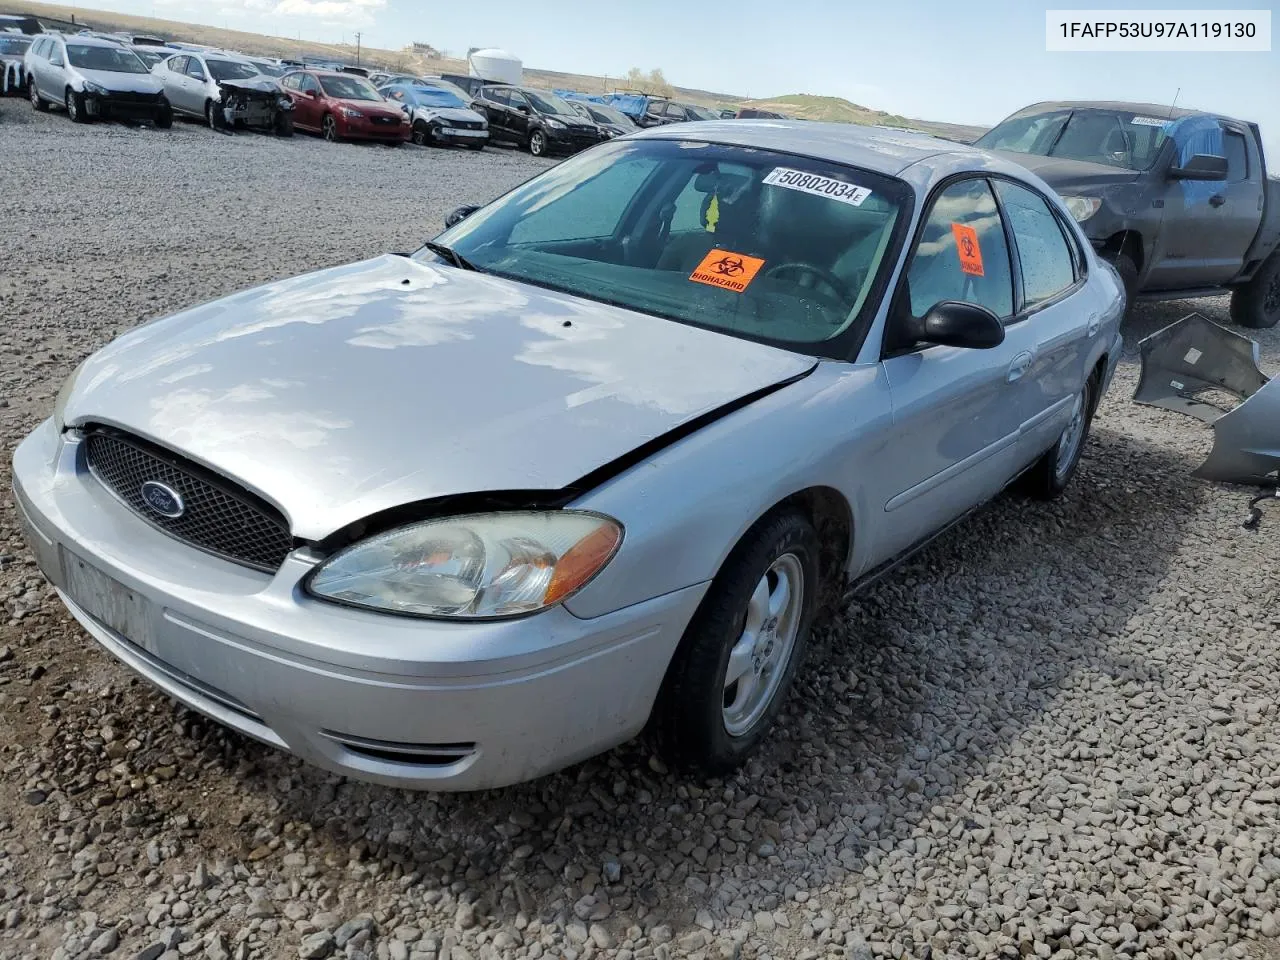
left=13, top=122, right=1123, bottom=791
left=153, top=49, right=261, bottom=126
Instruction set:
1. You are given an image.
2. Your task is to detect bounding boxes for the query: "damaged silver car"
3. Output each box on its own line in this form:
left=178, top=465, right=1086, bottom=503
left=1135, top=312, right=1280, bottom=523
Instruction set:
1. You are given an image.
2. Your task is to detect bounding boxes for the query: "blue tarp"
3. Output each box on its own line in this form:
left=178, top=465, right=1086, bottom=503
left=1168, top=115, right=1225, bottom=204
left=603, top=93, right=650, bottom=119
left=554, top=88, right=606, bottom=104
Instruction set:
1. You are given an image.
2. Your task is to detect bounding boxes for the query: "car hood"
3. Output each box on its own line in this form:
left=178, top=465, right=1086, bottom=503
left=65, top=255, right=815, bottom=540
left=336, top=97, right=400, bottom=115
left=77, top=68, right=163, bottom=94
left=416, top=105, right=484, bottom=124
left=993, top=150, right=1143, bottom=189
left=216, top=76, right=281, bottom=96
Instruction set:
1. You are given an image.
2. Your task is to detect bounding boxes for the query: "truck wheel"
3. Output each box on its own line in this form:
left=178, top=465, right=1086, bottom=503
left=1229, top=253, right=1280, bottom=329
left=29, top=78, right=47, bottom=111
left=1106, top=252, right=1138, bottom=317
left=654, top=509, right=818, bottom=774
left=274, top=111, right=293, bottom=137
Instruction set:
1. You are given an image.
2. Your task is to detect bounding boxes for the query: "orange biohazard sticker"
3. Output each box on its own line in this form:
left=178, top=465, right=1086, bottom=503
left=689, top=248, right=766, bottom=293
left=951, top=222, right=985, bottom=277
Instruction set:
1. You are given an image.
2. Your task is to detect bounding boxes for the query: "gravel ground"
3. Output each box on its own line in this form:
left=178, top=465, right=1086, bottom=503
left=3, top=102, right=1280, bottom=960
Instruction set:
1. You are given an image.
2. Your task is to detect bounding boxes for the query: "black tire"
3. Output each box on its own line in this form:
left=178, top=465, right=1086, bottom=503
left=654, top=509, right=819, bottom=774
left=528, top=128, right=547, bottom=157
left=155, top=102, right=173, bottom=129
left=1105, top=252, right=1138, bottom=318
left=1022, top=372, right=1098, bottom=500
left=321, top=113, right=339, bottom=142
left=274, top=111, right=293, bottom=137
left=205, top=99, right=219, bottom=129
left=411, top=120, right=430, bottom=146
left=1229, top=252, right=1280, bottom=330
left=468, top=142, right=485, bottom=151
left=66, top=88, right=89, bottom=123
left=29, top=77, right=47, bottom=111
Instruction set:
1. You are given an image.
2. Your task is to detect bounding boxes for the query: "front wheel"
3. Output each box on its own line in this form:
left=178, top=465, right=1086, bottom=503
left=321, top=113, right=340, bottom=142
left=1229, top=253, right=1280, bottom=330
left=274, top=111, right=293, bottom=137
left=411, top=120, right=430, bottom=146
left=528, top=128, right=547, bottom=156
left=1023, top=374, right=1097, bottom=500
left=468, top=142, right=485, bottom=151
left=654, top=509, right=818, bottom=774
left=66, top=88, right=88, bottom=123
left=155, top=102, right=173, bottom=129
left=1105, top=252, right=1138, bottom=318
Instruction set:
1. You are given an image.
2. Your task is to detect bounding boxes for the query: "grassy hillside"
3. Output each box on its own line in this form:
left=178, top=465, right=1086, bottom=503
left=5, top=0, right=986, bottom=141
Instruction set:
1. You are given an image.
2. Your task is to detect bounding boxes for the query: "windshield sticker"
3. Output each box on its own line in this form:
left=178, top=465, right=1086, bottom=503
left=705, top=194, right=720, bottom=233
left=1130, top=116, right=1171, bottom=127
left=690, top=248, right=766, bottom=293
left=762, top=167, right=872, bottom=207
left=951, top=223, right=985, bottom=277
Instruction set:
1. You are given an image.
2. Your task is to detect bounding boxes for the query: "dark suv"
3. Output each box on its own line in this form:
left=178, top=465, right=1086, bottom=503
left=639, top=98, right=718, bottom=127
left=474, top=84, right=602, bottom=156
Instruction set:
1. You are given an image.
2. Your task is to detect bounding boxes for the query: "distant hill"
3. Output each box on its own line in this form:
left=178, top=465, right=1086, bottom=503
left=4, top=0, right=987, bottom=142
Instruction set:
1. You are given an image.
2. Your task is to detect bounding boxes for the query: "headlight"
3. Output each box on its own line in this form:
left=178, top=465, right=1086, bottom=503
left=53, top=358, right=88, bottom=432
left=544, top=117, right=565, bottom=129
left=1062, top=196, right=1102, bottom=222
left=341, top=107, right=364, bottom=118
left=306, top=511, right=622, bottom=619
left=82, top=81, right=108, bottom=96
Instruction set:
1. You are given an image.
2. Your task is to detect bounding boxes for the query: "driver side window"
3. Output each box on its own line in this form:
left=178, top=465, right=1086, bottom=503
left=185, top=58, right=206, bottom=80
left=905, top=178, right=1014, bottom=320
left=49, top=43, right=64, bottom=67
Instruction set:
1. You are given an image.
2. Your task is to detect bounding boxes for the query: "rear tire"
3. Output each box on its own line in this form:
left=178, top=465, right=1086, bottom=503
left=66, top=88, right=89, bottom=123
left=29, top=77, right=47, bottom=111
left=1022, top=373, right=1098, bottom=500
left=1229, top=252, right=1280, bottom=329
left=654, top=509, right=819, bottom=774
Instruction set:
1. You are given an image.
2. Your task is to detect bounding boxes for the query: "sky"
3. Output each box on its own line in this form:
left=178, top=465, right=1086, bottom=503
left=67, top=0, right=1280, bottom=158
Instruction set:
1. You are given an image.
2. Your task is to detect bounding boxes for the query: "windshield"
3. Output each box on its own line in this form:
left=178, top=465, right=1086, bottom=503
left=0, top=36, right=31, bottom=54
left=66, top=44, right=149, bottom=74
left=524, top=89, right=577, bottom=117
left=206, top=58, right=260, bottom=82
left=414, top=87, right=466, bottom=108
left=686, top=103, right=719, bottom=121
left=589, top=104, right=635, bottom=127
left=319, top=74, right=380, bottom=100
left=427, top=139, right=910, bottom=354
left=250, top=61, right=283, bottom=77
left=976, top=108, right=1172, bottom=170
left=132, top=49, right=168, bottom=67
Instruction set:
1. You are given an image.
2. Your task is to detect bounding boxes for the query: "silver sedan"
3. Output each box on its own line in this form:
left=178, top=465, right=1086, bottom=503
left=12, top=122, right=1124, bottom=791
left=153, top=50, right=260, bottom=126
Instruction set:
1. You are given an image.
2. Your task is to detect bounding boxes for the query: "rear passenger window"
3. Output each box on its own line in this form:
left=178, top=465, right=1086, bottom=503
left=905, top=178, right=1014, bottom=320
left=1223, top=131, right=1248, bottom=181
left=994, top=181, right=1076, bottom=307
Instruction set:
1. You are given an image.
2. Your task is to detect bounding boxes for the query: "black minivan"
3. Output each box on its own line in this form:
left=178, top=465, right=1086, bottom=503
left=474, top=83, right=603, bottom=156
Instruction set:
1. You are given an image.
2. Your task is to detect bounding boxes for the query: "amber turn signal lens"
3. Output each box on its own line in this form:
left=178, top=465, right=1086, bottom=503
left=544, top=523, right=622, bottom=605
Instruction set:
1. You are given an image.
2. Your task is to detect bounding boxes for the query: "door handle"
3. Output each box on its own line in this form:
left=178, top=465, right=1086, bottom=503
left=1209, top=195, right=1226, bottom=208
left=1007, top=351, right=1034, bottom=382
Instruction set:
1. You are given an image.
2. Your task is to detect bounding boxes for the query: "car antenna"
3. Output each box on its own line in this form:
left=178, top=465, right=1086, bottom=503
left=1166, top=87, right=1181, bottom=120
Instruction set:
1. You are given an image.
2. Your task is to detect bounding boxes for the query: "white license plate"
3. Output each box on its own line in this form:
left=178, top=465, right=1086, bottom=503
left=445, top=128, right=485, bottom=137
left=60, top=550, right=154, bottom=649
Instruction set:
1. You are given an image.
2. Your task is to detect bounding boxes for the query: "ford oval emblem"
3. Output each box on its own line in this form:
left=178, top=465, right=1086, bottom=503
left=140, top=481, right=185, bottom=519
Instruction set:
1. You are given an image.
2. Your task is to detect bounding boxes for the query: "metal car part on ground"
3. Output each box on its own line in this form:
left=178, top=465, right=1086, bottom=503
left=1134, top=312, right=1280, bottom=491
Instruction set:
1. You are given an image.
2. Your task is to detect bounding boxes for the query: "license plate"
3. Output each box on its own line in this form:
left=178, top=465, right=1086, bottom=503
left=446, top=128, right=485, bottom=137
left=60, top=549, right=154, bottom=650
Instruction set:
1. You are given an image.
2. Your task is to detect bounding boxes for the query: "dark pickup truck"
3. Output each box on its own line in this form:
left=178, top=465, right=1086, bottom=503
left=977, top=101, right=1280, bottom=328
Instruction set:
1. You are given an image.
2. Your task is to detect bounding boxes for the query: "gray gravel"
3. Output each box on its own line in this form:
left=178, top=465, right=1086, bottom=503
left=3, top=103, right=1280, bottom=960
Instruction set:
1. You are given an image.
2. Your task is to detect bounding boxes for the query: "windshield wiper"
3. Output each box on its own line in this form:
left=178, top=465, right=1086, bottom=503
left=424, top=241, right=480, bottom=272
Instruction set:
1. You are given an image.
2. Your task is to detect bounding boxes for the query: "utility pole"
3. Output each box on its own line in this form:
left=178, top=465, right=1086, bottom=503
left=355, top=32, right=362, bottom=66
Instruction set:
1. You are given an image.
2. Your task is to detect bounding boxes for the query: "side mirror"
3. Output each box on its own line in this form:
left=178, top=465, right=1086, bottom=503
left=1168, top=153, right=1228, bottom=181
left=445, top=205, right=480, bottom=228
left=905, top=301, right=1005, bottom=350
left=516, top=103, right=530, bottom=114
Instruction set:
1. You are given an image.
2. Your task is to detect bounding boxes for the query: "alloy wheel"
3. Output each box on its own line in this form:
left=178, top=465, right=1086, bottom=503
left=28, top=81, right=39, bottom=109
left=65, top=90, right=76, bottom=121
left=323, top=116, right=338, bottom=141
left=529, top=130, right=545, bottom=156
left=721, top=553, right=804, bottom=737
left=1054, top=385, right=1089, bottom=480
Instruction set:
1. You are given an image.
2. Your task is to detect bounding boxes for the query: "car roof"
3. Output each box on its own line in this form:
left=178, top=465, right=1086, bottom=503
left=628, top=120, right=980, bottom=176
left=1001, top=99, right=1213, bottom=123
left=58, top=34, right=125, bottom=48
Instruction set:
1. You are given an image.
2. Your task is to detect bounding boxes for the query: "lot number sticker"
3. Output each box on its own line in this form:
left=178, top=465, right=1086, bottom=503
left=763, top=167, right=872, bottom=207
left=951, top=223, right=985, bottom=277
left=689, top=248, right=766, bottom=293
left=1130, top=116, right=1171, bottom=127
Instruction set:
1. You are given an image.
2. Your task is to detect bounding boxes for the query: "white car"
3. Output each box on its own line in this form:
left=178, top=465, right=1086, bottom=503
left=378, top=82, right=488, bottom=148
left=24, top=33, right=170, bottom=125
left=153, top=49, right=262, bottom=127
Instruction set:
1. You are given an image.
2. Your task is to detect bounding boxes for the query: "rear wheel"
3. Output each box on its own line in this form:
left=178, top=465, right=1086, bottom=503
left=1023, top=373, right=1097, bottom=500
left=321, top=113, right=340, bottom=142
left=65, top=88, right=88, bottom=123
left=528, top=128, right=547, bottom=157
left=29, top=78, right=47, bottom=111
left=654, top=509, right=818, bottom=773
left=1229, top=252, right=1280, bottom=330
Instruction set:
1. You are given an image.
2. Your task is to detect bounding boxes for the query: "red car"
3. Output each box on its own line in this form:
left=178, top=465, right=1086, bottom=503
left=280, top=69, right=409, bottom=144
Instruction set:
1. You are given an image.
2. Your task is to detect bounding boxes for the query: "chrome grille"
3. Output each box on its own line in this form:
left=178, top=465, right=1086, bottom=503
left=83, top=428, right=294, bottom=572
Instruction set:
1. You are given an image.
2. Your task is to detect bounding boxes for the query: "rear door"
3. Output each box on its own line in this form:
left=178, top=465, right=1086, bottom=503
left=480, top=86, right=511, bottom=139
left=160, top=56, right=187, bottom=111
left=506, top=88, right=533, bottom=141
left=875, top=177, right=1038, bottom=559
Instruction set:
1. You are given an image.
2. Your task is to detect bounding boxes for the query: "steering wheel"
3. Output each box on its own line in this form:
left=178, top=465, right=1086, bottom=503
left=759, top=261, right=855, bottom=309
